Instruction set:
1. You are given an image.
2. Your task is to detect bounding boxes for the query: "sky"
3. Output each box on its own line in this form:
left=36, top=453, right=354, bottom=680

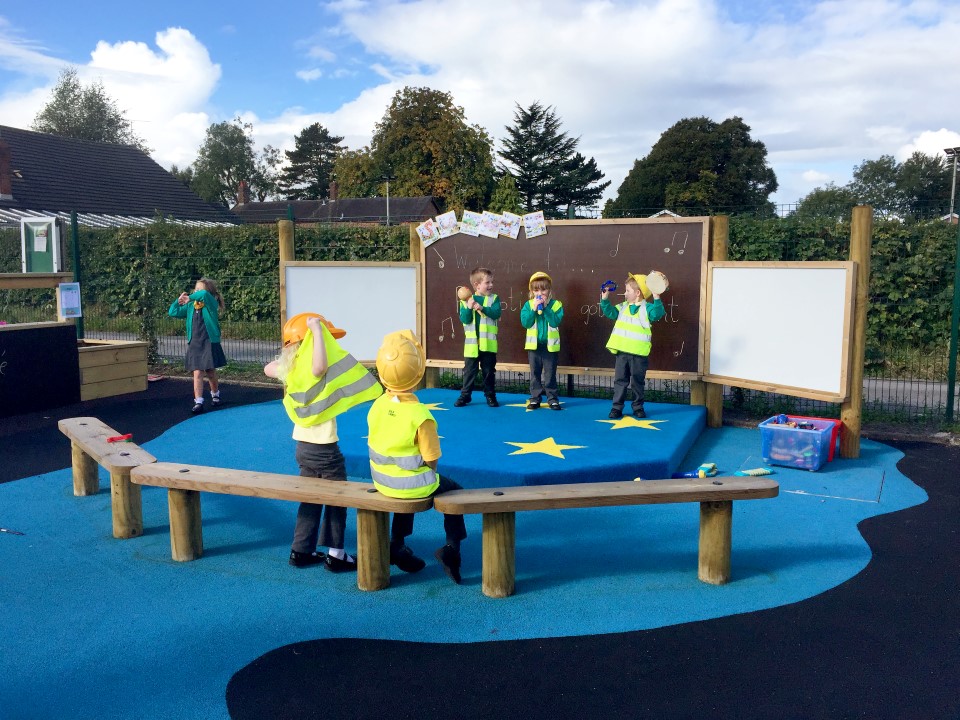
left=1, top=0, right=960, bottom=209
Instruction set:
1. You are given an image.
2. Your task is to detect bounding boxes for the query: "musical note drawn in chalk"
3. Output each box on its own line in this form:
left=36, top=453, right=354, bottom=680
left=609, top=233, right=621, bottom=257
left=432, top=247, right=445, bottom=269
left=664, top=231, right=688, bottom=255
left=673, top=341, right=685, bottom=357
left=439, top=316, right=455, bottom=342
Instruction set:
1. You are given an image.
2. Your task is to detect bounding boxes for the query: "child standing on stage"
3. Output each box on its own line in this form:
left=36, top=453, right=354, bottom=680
left=454, top=266, right=502, bottom=408
left=264, top=313, right=382, bottom=571
left=168, top=277, right=226, bottom=414
left=520, top=271, right=564, bottom=410
left=600, top=273, right=664, bottom=419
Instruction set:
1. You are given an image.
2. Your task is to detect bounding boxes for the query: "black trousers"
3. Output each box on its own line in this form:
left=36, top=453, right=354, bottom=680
left=611, top=352, right=649, bottom=411
left=390, top=474, right=467, bottom=547
left=460, top=351, right=497, bottom=398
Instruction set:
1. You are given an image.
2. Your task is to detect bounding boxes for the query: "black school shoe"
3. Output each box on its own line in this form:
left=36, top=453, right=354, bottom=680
left=548, top=399, right=561, bottom=411
left=324, top=553, right=357, bottom=573
left=486, top=396, right=499, bottom=407
left=633, top=406, right=646, bottom=418
left=526, top=399, right=541, bottom=410
left=191, top=402, right=204, bottom=415
left=434, top=544, right=462, bottom=584
left=289, top=550, right=326, bottom=568
left=390, top=544, right=426, bottom=573
left=453, top=396, right=471, bottom=407
left=608, top=408, right=623, bottom=419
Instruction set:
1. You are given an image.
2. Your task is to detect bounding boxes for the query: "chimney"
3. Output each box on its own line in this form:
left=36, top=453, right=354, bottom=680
left=329, top=180, right=338, bottom=202
left=0, top=140, right=12, bottom=200
left=237, top=180, right=250, bottom=205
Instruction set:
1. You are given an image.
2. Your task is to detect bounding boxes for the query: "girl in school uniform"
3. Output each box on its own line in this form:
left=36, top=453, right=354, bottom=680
left=169, top=277, right=226, bottom=414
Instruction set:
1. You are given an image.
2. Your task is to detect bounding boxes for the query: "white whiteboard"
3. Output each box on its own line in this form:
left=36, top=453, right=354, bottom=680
left=705, top=262, right=856, bottom=401
left=283, top=262, right=421, bottom=363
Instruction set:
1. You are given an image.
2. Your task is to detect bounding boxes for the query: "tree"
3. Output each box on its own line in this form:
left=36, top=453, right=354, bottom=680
left=331, top=148, right=379, bottom=198
left=31, top=68, right=149, bottom=152
left=368, top=87, right=495, bottom=213
left=499, top=102, right=609, bottom=217
left=849, top=152, right=951, bottom=218
left=277, top=123, right=345, bottom=200
left=605, top=116, right=777, bottom=216
left=792, top=182, right=857, bottom=221
left=191, top=118, right=269, bottom=206
left=169, top=164, right=194, bottom=188
left=488, top=172, right=523, bottom=215
left=252, top=144, right=283, bottom=201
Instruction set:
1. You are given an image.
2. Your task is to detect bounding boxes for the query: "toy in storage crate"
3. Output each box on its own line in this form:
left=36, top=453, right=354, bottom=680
left=759, top=415, right=841, bottom=472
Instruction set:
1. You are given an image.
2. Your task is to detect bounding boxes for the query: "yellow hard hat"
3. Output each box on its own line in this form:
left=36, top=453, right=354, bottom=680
left=283, top=312, right=346, bottom=346
left=630, top=273, right=652, bottom=300
left=528, top=271, right=552, bottom=290
left=375, top=329, right=425, bottom=392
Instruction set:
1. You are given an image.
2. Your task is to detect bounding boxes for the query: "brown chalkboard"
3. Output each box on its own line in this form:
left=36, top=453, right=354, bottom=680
left=422, top=218, right=708, bottom=376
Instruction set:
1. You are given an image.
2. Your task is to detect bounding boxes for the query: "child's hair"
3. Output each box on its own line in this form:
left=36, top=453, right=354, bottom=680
left=529, top=277, right=552, bottom=298
left=470, top=267, right=493, bottom=286
left=197, top=277, right=225, bottom=313
left=272, top=343, right=299, bottom=385
left=624, top=276, right=640, bottom=292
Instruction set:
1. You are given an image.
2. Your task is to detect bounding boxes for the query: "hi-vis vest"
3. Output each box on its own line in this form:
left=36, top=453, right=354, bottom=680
left=524, top=299, right=562, bottom=352
left=606, top=301, right=653, bottom=356
left=282, top=327, right=382, bottom=427
left=367, top=395, right=440, bottom=499
left=463, top=293, right=499, bottom=357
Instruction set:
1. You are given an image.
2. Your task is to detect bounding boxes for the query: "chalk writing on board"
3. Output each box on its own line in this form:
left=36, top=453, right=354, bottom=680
left=432, top=247, right=445, bottom=269
left=439, top=316, right=456, bottom=342
left=673, top=341, right=685, bottom=357
left=0, top=348, right=7, bottom=377
left=665, top=231, right=688, bottom=255
left=610, top=234, right=620, bottom=257
left=665, top=297, right=681, bottom=322
left=580, top=303, right=600, bottom=326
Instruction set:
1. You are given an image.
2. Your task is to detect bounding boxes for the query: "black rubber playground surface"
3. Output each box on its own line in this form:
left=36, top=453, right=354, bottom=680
left=1, top=378, right=957, bottom=720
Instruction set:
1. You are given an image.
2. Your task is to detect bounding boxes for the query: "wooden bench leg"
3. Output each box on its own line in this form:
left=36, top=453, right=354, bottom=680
left=356, top=508, right=390, bottom=591
left=109, top=469, right=143, bottom=539
left=71, top=442, right=99, bottom=496
left=698, top=500, right=732, bottom=585
left=482, top=511, right=515, bottom=598
left=168, top=488, right=202, bottom=561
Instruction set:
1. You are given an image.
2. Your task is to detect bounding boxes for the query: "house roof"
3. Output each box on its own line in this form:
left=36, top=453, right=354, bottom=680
left=232, top=196, right=442, bottom=225
left=0, top=125, right=237, bottom=227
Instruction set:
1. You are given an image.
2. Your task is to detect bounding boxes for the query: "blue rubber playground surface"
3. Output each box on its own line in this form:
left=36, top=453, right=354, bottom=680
left=0, top=383, right=951, bottom=719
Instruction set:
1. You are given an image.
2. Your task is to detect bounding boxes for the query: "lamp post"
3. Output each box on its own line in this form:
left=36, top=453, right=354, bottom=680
left=381, top=174, right=396, bottom=226
left=945, top=147, right=960, bottom=422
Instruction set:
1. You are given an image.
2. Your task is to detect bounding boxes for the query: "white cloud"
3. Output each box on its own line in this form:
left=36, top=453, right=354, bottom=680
left=801, top=170, right=832, bottom=184
left=898, top=129, right=960, bottom=161
left=297, top=68, right=323, bottom=82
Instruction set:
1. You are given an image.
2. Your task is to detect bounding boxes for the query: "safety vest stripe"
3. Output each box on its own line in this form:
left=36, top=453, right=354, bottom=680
left=294, top=371, right=380, bottom=418
left=368, top=446, right=425, bottom=471
left=369, top=465, right=437, bottom=489
left=288, top=354, right=359, bottom=404
left=611, top=326, right=652, bottom=342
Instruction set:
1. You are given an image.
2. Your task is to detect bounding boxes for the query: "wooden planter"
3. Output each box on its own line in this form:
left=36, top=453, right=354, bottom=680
left=77, top=340, right=149, bottom=401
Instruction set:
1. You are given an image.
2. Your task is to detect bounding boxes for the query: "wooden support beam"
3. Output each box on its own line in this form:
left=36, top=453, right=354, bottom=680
left=698, top=500, right=732, bottom=584
left=482, top=512, right=516, bottom=598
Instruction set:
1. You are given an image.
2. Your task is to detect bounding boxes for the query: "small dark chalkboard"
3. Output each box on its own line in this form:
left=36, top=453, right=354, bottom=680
left=0, top=323, right=80, bottom=417
left=422, top=218, right=708, bottom=376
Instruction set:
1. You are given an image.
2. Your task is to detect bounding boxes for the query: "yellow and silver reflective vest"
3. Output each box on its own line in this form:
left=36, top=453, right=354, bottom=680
left=463, top=293, right=499, bottom=357
left=367, top=395, right=440, bottom=498
left=282, top=327, right=382, bottom=427
left=524, top=299, right=562, bottom=352
left=605, top=301, right=653, bottom=356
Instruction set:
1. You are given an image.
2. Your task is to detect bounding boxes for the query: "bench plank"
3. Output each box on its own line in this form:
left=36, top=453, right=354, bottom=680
left=130, top=462, right=433, bottom=592
left=433, top=477, right=779, bottom=598
left=58, top=416, right=156, bottom=539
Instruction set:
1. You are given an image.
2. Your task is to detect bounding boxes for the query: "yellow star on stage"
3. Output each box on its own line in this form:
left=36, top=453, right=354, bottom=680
left=597, top=417, right=668, bottom=430
left=505, top=436, right=586, bottom=459
left=423, top=402, right=447, bottom=411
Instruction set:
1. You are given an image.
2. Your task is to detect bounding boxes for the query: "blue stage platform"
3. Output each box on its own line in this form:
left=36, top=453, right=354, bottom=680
left=333, top=389, right=706, bottom=487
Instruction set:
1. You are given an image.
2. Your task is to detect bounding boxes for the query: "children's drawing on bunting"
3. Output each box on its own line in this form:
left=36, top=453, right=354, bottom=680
left=522, top=210, right=547, bottom=239
left=460, top=210, right=482, bottom=237
left=436, top=210, right=459, bottom=238
left=499, top=211, right=522, bottom=239
left=479, top=211, right=501, bottom=238
left=416, top=218, right=440, bottom=247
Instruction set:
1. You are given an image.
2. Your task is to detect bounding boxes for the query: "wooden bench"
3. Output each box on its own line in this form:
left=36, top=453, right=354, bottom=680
left=433, top=476, right=779, bottom=598
left=58, top=416, right=157, bottom=539
left=129, top=462, right=434, bottom=592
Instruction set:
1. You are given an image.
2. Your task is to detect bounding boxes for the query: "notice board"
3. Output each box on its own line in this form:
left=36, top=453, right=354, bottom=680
left=421, top=218, right=709, bottom=376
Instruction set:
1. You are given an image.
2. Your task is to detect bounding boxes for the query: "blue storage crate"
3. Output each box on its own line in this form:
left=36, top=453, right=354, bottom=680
left=759, top=415, right=840, bottom=472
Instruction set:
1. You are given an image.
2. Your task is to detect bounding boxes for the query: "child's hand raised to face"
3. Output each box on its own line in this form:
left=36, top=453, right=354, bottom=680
left=306, top=316, right=323, bottom=334
left=178, top=292, right=190, bottom=305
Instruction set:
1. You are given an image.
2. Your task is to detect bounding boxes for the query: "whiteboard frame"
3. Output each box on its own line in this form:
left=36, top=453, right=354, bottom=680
left=281, top=261, right=422, bottom=363
left=703, top=261, right=856, bottom=402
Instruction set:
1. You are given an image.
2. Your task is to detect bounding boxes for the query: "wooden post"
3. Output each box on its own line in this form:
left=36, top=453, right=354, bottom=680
left=278, top=220, right=294, bottom=326
left=71, top=443, right=99, bottom=496
left=698, top=500, right=732, bottom=585
left=356, top=508, right=391, bottom=591
left=704, top=216, right=728, bottom=427
left=482, top=512, right=516, bottom=598
left=109, top=469, right=143, bottom=539
left=168, top=488, right=202, bottom=561
left=841, top=206, right=871, bottom=458
left=424, top=367, right=440, bottom=389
